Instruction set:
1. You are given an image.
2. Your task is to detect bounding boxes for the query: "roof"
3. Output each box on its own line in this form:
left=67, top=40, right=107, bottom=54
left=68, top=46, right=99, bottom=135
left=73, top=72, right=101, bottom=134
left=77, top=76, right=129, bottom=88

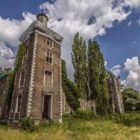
left=19, top=20, right=63, bottom=44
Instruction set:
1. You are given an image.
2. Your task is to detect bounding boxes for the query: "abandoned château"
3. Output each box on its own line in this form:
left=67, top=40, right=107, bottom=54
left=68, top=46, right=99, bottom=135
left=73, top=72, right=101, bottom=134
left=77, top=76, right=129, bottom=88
left=0, top=14, right=124, bottom=124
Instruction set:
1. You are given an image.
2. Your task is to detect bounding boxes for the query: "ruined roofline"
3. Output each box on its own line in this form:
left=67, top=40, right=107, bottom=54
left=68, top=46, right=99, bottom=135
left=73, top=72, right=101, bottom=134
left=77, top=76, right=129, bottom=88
left=19, top=20, right=63, bottom=44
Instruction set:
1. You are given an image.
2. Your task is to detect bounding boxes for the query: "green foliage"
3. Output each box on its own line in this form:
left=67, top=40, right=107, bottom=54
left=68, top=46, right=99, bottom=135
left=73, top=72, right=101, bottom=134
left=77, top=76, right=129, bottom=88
left=6, top=70, right=16, bottom=111
left=0, top=112, right=140, bottom=139
left=122, top=88, right=140, bottom=111
left=5, top=44, right=25, bottom=114
left=71, top=33, right=109, bottom=114
left=15, top=43, right=25, bottom=70
left=20, top=117, right=36, bottom=131
left=72, top=33, right=87, bottom=98
left=62, top=59, right=80, bottom=111
left=88, top=40, right=109, bottom=114
left=72, top=110, right=96, bottom=120
left=88, top=40, right=101, bottom=100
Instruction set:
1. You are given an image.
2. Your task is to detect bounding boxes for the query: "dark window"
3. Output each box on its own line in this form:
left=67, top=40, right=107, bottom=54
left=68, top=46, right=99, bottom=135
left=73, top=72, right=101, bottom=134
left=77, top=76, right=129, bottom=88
left=46, top=52, right=52, bottom=64
left=17, top=95, right=22, bottom=112
left=20, top=71, right=25, bottom=87
left=47, top=38, right=53, bottom=48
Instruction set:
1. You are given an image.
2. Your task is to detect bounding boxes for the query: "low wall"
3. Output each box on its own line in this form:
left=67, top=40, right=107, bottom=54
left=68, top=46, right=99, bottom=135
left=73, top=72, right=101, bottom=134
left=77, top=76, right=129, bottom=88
left=79, top=99, right=96, bottom=113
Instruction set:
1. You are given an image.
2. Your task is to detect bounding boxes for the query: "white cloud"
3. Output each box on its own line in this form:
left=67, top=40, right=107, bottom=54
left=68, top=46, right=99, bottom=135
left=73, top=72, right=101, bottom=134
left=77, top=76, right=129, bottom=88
left=0, top=12, right=35, bottom=47
left=124, top=57, right=140, bottom=92
left=40, top=0, right=132, bottom=77
left=111, top=65, right=121, bottom=77
left=0, top=42, right=14, bottom=67
left=0, top=0, right=140, bottom=74
left=124, top=0, right=140, bottom=8
left=105, top=61, right=108, bottom=67
left=127, top=21, right=132, bottom=26
left=137, top=19, right=140, bottom=26
left=0, top=12, right=35, bottom=68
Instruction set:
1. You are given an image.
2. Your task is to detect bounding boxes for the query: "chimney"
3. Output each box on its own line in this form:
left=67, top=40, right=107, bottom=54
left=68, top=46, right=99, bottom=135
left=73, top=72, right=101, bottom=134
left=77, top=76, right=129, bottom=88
left=37, top=13, right=49, bottom=27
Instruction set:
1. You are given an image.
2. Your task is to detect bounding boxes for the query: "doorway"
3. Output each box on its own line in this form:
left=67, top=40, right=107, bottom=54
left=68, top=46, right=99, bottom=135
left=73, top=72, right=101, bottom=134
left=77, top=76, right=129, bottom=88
left=42, top=95, right=51, bottom=119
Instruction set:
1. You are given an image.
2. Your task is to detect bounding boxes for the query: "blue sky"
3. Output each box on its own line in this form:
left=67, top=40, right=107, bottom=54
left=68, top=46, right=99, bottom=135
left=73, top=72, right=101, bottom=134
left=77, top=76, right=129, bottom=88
left=99, top=10, right=140, bottom=77
left=0, top=0, right=140, bottom=91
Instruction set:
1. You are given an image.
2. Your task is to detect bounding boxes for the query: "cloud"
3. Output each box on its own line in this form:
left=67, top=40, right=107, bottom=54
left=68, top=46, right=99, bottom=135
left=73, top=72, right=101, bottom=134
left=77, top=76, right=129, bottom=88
left=0, top=12, right=35, bottom=47
left=111, top=65, right=121, bottom=77
left=127, top=21, right=132, bottom=26
left=0, top=42, right=14, bottom=67
left=0, top=0, right=140, bottom=75
left=124, top=0, right=140, bottom=8
left=105, top=61, right=108, bottom=67
left=137, top=19, right=140, bottom=26
left=124, top=57, right=140, bottom=92
left=40, top=0, right=132, bottom=77
left=0, top=12, right=35, bottom=68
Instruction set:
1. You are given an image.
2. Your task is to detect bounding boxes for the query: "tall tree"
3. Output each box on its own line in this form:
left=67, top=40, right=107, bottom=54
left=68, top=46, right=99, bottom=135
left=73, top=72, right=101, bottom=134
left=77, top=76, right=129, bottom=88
left=98, top=53, right=109, bottom=114
left=88, top=40, right=101, bottom=100
left=88, top=41, right=109, bottom=114
left=72, top=33, right=87, bottom=98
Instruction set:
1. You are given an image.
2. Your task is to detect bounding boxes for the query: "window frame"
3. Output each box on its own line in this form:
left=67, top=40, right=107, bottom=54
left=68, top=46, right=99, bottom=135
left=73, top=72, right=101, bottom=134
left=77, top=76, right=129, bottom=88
left=19, top=71, right=25, bottom=88
left=43, top=70, right=53, bottom=87
left=45, top=51, right=53, bottom=64
left=46, top=38, right=53, bottom=49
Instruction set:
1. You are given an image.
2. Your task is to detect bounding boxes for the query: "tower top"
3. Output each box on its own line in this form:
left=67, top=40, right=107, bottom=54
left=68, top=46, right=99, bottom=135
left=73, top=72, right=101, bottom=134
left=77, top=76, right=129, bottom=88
left=37, top=13, right=49, bottom=27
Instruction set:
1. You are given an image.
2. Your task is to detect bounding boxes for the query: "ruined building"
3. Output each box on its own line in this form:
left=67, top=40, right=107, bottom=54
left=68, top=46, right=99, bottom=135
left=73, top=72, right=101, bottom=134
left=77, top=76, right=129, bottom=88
left=0, top=14, right=124, bottom=125
left=8, top=14, right=64, bottom=123
left=0, top=69, right=12, bottom=120
left=107, top=73, right=124, bottom=113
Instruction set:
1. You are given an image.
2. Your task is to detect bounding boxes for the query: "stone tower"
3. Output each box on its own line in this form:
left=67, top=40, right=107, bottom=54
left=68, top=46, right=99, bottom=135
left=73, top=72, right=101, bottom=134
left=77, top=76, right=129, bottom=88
left=108, top=74, right=124, bottom=113
left=9, top=14, right=63, bottom=124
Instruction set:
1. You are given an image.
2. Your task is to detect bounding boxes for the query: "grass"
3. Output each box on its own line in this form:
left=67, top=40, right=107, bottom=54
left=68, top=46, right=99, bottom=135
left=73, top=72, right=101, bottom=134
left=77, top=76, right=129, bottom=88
left=0, top=112, right=140, bottom=140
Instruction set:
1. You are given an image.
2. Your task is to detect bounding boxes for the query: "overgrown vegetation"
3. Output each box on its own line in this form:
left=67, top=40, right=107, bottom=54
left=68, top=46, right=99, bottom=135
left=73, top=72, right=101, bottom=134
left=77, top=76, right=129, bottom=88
left=6, top=71, right=16, bottom=112
left=72, top=33, right=109, bottom=114
left=15, top=43, right=25, bottom=70
left=5, top=43, right=25, bottom=115
left=0, top=112, right=140, bottom=140
left=122, top=88, right=140, bottom=111
left=72, top=33, right=87, bottom=98
left=61, top=59, right=80, bottom=110
left=20, top=117, right=36, bottom=131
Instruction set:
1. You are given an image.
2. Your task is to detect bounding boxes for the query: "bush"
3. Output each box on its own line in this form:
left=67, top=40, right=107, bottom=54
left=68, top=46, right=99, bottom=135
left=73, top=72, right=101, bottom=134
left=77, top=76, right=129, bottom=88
left=114, top=113, right=140, bottom=127
left=72, top=110, right=96, bottom=120
left=122, top=88, right=140, bottom=111
left=20, top=117, right=36, bottom=131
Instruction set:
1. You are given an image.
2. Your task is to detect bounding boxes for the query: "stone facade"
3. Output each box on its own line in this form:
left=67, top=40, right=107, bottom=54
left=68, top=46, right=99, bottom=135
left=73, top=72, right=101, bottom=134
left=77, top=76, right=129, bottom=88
left=79, top=99, right=96, bottom=113
left=108, top=74, right=124, bottom=113
left=62, top=91, right=71, bottom=114
left=0, top=73, right=10, bottom=120
left=9, top=14, right=63, bottom=123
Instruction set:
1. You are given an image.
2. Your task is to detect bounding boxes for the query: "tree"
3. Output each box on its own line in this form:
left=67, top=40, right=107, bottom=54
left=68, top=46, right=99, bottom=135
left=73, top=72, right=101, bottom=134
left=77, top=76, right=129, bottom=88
left=72, top=33, right=87, bottom=98
left=122, top=88, right=140, bottom=111
left=88, top=40, right=109, bottom=114
left=98, top=53, right=109, bottom=114
left=88, top=40, right=101, bottom=100
left=61, top=59, right=80, bottom=111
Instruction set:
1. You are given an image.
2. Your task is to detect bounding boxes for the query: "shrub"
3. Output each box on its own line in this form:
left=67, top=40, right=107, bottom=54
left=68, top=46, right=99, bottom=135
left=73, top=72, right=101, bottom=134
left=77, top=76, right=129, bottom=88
left=20, top=117, right=36, bottom=131
left=72, top=110, right=96, bottom=120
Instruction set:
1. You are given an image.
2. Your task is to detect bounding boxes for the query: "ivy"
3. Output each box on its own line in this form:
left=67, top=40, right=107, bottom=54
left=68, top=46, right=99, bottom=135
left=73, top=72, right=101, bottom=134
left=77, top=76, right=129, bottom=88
left=62, top=59, right=80, bottom=111
left=15, top=43, right=25, bottom=70
left=6, top=43, right=25, bottom=113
